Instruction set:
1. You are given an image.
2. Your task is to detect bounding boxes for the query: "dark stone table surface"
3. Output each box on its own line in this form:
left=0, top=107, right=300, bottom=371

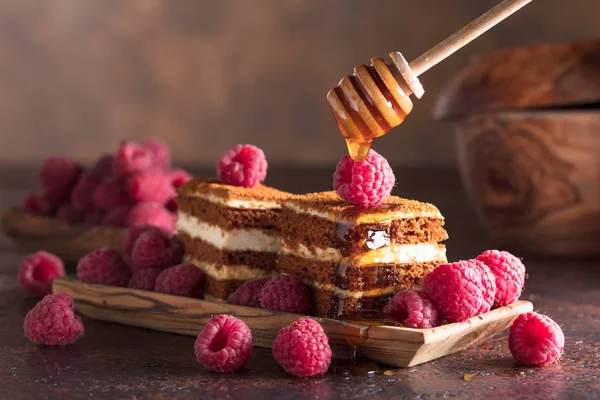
left=1, top=166, right=598, bottom=399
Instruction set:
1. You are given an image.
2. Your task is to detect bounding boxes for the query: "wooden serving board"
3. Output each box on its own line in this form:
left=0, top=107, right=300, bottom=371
left=54, top=277, right=533, bottom=367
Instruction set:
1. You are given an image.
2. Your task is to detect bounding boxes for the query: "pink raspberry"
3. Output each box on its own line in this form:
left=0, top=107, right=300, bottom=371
left=18, top=251, right=66, bottom=298
left=217, top=144, right=267, bottom=188
left=127, top=268, right=162, bottom=291
left=84, top=210, right=105, bottom=225
left=126, top=171, right=175, bottom=204
left=92, top=154, right=114, bottom=177
left=124, top=224, right=172, bottom=259
left=333, top=149, right=395, bottom=207
left=100, top=206, right=132, bottom=227
left=476, top=250, right=526, bottom=307
left=423, top=260, right=486, bottom=323
left=92, top=176, right=131, bottom=210
left=383, top=290, right=439, bottom=328
left=154, top=264, right=204, bottom=298
left=168, top=168, right=192, bottom=189
left=38, top=156, right=82, bottom=207
left=128, top=202, right=176, bottom=232
left=194, top=314, right=252, bottom=372
left=24, top=292, right=84, bottom=346
left=113, top=141, right=154, bottom=176
left=471, top=259, right=497, bottom=314
left=260, top=276, right=314, bottom=314
left=22, top=193, right=53, bottom=216
left=228, top=277, right=270, bottom=308
left=272, top=318, right=332, bottom=377
left=509, top=312, right=564, bottom=367
left=56, top=203, right=85, bottom=225
left=143, top=139, right=171, bottom=170
left=71, top=172, right=103, bottom=212
left=76, top=247, right=132, bottom=287
left=130, top=230, right=183, bottom=270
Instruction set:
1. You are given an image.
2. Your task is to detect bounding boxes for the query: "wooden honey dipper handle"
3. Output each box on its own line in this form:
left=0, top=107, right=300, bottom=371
left=409, top=0, right=534, bottom=76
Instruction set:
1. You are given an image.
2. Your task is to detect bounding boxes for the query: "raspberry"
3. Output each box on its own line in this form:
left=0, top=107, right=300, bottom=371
left=22, top=193, right=53, bottom=216
left=113, top=141, right=154, bottom=176
left=194, top=314, right=252, bottom=372
left=333, top=149, right=395, bottom=207
left=92, top=154, right=114, bottom=177
left=24, top=292, right=84, bottom=346
left=76, top=247, right=132, bottom=287
left=71, top=172, right=103, bottom=212
left=84, top=210, right=105, bottom=225
left=423, top=260, right=486, bottom=323
left=260, top=276, right=314, bottom=314
left=509, top=312, right=564, bottom=367
left=476, top=250, right=526, bottom=307
left=130, top=230, right=183, bottom=270
left=228, top=277, right=270, bottom=308
left=272, top=318, right=332, bottom=377
left=128, top=202, right=176, bottom=232
left=124, top=224, right=172, bottom=259
left=168, top=168, right=192, bottom=189
left=383, top=290, right=439, bottom=328
left=126, top=171, right=175, bottom=204
left=154, top=264, right=204, bottom=298
left=38, top=156, right=82, bottom=207
left=143, top=139, right=171, bottom=170
left=101, top=206, right=132, bottom=227
left=56, top=203, right=85, bottom=225
left=217, top=144, right=267, bottom=188
left=18, top=251, right=66, bottom=298
left=471, top=259, right=497, bottom=314
left=92, top=176, right=131, bottom=210
left=127, top=268, right=162, bottom=291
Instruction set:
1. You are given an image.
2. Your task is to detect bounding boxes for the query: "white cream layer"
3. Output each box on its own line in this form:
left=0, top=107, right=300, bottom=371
left=177, top=212, right=280, bottom=253
left=186, top=256, right=273, bottom=281
left=189, top=192, right=281, bottom=210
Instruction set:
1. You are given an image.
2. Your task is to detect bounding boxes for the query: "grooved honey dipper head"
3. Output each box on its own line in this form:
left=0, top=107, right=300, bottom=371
left=327, top=52, right=424, bottom=161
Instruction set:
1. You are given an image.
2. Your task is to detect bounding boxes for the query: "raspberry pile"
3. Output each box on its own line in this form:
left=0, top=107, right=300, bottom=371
left=22, top=139, right=191, bottom=232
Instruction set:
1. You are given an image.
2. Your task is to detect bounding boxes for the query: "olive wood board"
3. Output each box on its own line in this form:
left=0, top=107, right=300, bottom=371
left=53, top=277, right=533, bottom=368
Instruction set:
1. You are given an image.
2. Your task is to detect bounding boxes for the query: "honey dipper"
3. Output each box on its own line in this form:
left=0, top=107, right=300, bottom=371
left=327, top=0, right=534, bottom=161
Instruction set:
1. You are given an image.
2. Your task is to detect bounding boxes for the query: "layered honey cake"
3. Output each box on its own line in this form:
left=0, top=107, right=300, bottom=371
left=176, top=179, right=291, bottom=300
left=277, top=191, right=448, bottom=318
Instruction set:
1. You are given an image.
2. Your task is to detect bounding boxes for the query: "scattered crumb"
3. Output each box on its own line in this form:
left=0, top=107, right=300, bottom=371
left=463, top=373, right=474, bottom=382
left=383, top=370, right=394, bottom=376
left=520, top=371, right=525, bottom=375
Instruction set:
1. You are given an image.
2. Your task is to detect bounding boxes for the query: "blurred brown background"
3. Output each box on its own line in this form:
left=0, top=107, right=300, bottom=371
left=0, top=0, right=598, bottom=168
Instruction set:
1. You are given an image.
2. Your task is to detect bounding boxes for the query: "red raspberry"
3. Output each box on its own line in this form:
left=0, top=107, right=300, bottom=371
left=24, top=292, right=84, bottom=346
left=71, top=172, right=103, bottom=212
left=38, top=156, right=82, bottom=207
left=127, top=268, right=162, bottom=291
left=471, top=259, right=497, bottom=314
left=92, top=176, right=131, bottom=210
left=260, top=276, right=314, bottom=314
left=126, top=171, right=175, bottom=204
left=509, top=312, right=564, bottom=367
left=217, top=144, right=267, bottom=188
left=18, top=251, right=66, bottom=298
left=22, top=193, right=53, bottom=216
left=154, top=264, right=204, bottom=298
left=56, top=203, right=85, bottom=225
left=143, top=139, right=171, bottom=170
left=92, top=154, right=114, bottom=177
left=194, top=314, right=252, bottom=372
left=272, top=318, right=332, bottom=377
left=128, top=202, right=176, bottom=232
left=383, top=290, right=439, bottom=328
left=124, top=224, right=172, bottom=259
left=101, top=206, right=132, bottom=227
left=228, top=277, right=270, bottom=308
left=423, top=260, right=486, bottom=323
left=130, top=230, right=183, bottom=270
left=333, top=149, right=395, bottom=207
left=476, top=250, right=526, bottom=307
left=168, top=168, right=192, bottom=189
left=84, top=210, right=105, bottom=225
left=76, top=247, right=132, bottom=287
left=113, top=141, right=154, bottom=176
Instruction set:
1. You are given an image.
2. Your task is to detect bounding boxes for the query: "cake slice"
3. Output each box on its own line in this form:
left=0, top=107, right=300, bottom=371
left=176, top=179, right=291, bottom=300
left=277, top=191, right=448, bottom=319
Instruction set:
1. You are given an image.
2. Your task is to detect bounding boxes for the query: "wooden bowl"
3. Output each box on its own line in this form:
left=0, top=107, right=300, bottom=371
left=1, top=209, right=126, bottom=262
left=435, top=41, right=600, bottom=257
